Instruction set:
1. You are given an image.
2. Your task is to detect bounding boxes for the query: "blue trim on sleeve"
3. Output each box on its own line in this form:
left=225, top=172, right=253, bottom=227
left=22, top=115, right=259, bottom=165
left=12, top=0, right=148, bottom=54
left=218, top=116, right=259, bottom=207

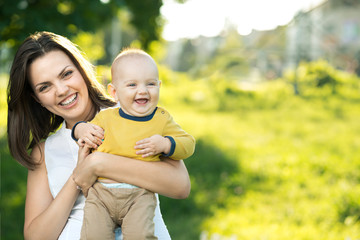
left=118, top=107, right=158, bottom=122
left=162, top=136, right=176, bottom=157
left=71, top=121, right=87, bottom=141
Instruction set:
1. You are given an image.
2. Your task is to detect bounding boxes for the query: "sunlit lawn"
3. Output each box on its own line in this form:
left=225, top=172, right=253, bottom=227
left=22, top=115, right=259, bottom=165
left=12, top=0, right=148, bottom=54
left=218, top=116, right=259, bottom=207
left=159, top=80, right=360, bottom=239
left=1, top=72, right=360, bottom=239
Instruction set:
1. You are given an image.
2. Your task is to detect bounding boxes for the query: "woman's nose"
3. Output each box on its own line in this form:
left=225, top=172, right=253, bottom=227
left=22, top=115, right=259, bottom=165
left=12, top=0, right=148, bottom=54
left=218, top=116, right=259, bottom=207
left=56, top=82, right=69, bottom=96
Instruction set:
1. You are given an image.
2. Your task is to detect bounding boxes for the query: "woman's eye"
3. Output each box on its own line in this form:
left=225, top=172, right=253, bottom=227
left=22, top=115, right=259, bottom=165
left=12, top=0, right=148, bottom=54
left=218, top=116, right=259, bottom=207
left=63, top=70, right=73, bottom=78
left=39, top=85, right=48, bottom=92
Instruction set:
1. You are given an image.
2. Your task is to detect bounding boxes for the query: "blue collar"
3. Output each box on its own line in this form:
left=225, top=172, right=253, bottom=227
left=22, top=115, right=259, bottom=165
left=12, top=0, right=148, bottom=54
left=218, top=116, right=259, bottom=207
left=118, top=107, right=158, bottom=122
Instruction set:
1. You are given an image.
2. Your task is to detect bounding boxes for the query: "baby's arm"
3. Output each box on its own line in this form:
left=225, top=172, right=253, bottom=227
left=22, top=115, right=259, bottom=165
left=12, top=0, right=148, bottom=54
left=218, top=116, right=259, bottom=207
left=134, top=108, right=195, bottom=160
left=158, top=112, right=195, bottom=160
left=72, top=122, right=104, bottom=149
left=134, top=135, right=171, bottom=158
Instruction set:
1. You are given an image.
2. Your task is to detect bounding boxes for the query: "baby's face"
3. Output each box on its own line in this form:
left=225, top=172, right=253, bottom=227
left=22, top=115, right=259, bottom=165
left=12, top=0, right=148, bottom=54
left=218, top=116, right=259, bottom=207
left=111, top=55, right=160, bottom=117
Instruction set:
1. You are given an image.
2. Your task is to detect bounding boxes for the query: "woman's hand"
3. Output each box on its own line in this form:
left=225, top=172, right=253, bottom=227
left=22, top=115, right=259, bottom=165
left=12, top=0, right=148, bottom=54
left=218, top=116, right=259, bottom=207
left=87, top=151, right=191, bottom=199
left=72, top=144, right=97, bottom=197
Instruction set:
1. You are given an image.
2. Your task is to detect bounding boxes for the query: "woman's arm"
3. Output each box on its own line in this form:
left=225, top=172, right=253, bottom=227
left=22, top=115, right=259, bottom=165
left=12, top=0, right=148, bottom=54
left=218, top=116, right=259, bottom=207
left=24, top=143, right=80, bottom=240
left=73, top=151, right=191, bottom=199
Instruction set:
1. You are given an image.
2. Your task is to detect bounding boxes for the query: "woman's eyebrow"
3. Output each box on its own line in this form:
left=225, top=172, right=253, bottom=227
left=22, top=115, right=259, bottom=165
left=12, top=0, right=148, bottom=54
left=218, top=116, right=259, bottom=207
left=34, top=81, right=48, bottom=88
left=34, top=65, right=72, bottom=88
left=57, top=65, right=71, bottom=78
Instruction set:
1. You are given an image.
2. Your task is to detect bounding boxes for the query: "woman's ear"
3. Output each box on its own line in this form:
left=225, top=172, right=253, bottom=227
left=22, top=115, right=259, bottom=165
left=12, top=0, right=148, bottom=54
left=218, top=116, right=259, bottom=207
left=107, top=83, right=118, bottom=101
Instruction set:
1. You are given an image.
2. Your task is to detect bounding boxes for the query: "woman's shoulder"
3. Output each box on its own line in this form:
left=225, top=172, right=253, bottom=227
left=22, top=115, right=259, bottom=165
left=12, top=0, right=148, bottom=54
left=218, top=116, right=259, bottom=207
left=30, top=141, right=45, bottom=165
left=45, top=123, right=72, bottom=152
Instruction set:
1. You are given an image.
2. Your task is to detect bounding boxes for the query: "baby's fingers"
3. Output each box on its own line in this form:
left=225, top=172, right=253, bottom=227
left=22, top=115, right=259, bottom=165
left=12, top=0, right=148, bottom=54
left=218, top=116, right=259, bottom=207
left=90, top=129, right=104, bottom=141
left=135, top=148, right=156, bottom=158
left=90, top=123, right=104, bottom=132
left=77, top=138, right=85, bottom=147
left=83, top=137, right=100, bottom=149
left=135, top=137, right=150, bottom=146
left=84, top=132, right=103, bottom=146
left=89, top=124, right=104, bottom=138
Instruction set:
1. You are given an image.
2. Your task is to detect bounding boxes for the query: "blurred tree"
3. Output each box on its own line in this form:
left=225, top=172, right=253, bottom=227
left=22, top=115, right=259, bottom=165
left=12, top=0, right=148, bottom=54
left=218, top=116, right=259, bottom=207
left=196, top=27, right=250, bottom=80
left=125, top=0, right=163, bottom=49
left=72, top=31, right=105, bottom=63
left=97, top=9, right=139, bottom=65
left=0, top=0, right=163, bottom=52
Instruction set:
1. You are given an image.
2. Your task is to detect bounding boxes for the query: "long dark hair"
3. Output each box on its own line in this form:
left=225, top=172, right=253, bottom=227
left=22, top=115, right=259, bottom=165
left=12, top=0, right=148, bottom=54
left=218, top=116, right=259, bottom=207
left=7, top=31, right=116, bottom=170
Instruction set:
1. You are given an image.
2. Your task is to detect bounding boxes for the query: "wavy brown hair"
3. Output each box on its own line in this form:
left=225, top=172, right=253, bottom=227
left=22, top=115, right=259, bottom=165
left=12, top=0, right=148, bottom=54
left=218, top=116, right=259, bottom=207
left=7, top=31, right=116, bottom=170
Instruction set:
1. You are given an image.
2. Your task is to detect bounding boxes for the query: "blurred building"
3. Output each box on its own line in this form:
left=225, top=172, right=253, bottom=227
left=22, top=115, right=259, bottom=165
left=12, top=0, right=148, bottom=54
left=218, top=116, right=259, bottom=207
left=164, top=0, right=360, bottom=79
left=286, top=0, right=360, bottom=74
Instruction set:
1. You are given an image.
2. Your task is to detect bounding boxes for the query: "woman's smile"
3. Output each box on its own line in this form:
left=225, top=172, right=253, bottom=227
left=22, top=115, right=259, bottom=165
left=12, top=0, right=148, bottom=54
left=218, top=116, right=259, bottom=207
left=59, top=93, right=78, bottom=107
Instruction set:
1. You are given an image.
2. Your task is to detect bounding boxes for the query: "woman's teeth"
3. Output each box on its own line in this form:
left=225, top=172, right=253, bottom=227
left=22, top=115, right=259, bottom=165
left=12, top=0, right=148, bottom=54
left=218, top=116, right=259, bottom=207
left=60, top=93, right=77, bottom=106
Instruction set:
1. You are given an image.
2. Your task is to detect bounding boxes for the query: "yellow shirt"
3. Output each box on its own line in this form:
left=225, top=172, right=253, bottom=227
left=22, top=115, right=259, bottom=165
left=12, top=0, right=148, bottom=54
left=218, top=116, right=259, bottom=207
left=91, top=106, right=195, bottom=162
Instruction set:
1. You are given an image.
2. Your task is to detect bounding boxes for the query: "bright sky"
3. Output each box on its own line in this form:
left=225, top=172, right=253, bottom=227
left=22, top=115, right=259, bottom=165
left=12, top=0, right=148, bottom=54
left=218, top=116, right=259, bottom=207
left=161, top=0, right=326, bottom=41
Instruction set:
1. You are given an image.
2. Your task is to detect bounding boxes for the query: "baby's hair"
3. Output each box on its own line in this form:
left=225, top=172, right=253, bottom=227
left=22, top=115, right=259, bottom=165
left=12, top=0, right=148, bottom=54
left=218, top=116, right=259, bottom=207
left=113, top=47, right=152, bottom=64
left=111, top=47, right=158, bottom=82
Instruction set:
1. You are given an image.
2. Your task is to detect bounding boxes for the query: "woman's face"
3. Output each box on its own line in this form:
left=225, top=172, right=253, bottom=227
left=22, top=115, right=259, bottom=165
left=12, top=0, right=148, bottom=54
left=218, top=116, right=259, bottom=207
left=29, top=50, right=94, bottom=128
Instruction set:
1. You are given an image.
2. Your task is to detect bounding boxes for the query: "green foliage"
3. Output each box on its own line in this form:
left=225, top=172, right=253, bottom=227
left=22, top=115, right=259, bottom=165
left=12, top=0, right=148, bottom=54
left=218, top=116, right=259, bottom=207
left=284, top=60, right=360, bottom=97
left=157, top=64, right=360, bottom=239
left=0, top=74, right=27, bottom=239
left=337, top=189, right=360, bottom=224
left=72, top=31, right=105, bottom=63
left=0, top=0, right=164, bottom=53
left=1, top=136, right=27, bottom=240
left=123, top=0, right=163, bottom=49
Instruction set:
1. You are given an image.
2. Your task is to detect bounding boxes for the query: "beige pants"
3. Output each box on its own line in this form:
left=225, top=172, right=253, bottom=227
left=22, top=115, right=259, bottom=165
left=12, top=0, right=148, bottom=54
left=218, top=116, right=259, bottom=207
left=80, top=182, right=157, bottom=240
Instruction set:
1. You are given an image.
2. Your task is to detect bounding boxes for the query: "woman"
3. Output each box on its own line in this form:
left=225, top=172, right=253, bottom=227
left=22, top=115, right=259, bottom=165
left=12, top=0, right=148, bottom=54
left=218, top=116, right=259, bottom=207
left=7, top=31, right=190, bottom=240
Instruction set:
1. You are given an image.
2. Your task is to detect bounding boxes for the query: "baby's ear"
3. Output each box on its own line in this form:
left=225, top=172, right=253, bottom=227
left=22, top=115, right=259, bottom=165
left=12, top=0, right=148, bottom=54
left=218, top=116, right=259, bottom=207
left=158, top=80, right=162, bottom=87
left=107, top=83, right=118, bottom=101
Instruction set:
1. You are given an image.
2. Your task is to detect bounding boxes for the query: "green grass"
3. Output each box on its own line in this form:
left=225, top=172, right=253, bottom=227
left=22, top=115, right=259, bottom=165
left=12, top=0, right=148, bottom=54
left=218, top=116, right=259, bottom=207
left=1, top=74, right=27, bottom=239
left=2, top=70, right=360, bottom=239
left=158, top=78, right=360, bottom=239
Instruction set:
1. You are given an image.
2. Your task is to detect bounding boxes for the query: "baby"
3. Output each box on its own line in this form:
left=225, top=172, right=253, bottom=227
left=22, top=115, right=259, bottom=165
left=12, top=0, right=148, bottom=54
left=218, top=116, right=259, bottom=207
left=72, top=48, right=195, bottom=240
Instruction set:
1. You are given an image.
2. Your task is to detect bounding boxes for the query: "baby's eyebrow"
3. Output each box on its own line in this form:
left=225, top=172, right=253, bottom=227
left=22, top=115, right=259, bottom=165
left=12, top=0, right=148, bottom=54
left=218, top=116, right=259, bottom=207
left=122, top=79, right=137, bottom=84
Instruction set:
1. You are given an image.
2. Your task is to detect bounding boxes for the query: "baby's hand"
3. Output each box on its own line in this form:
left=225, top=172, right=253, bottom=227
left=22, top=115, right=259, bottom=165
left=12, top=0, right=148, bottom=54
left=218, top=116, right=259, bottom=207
left=135, top=134, right=171, bottom=158
left=76, top=123, right=104, bottom=149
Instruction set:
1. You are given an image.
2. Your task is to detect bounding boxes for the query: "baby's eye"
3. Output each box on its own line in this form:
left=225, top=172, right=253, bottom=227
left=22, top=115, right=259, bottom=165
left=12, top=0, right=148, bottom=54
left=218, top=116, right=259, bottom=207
left=148, top=82, right=156, bottom=86
left=127, top=83, right=136, bottom=87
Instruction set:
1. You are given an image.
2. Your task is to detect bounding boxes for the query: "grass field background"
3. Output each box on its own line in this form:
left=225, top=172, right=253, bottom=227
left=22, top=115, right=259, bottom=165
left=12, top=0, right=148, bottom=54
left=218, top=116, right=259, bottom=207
left=1, top=61, right=360, bottom=239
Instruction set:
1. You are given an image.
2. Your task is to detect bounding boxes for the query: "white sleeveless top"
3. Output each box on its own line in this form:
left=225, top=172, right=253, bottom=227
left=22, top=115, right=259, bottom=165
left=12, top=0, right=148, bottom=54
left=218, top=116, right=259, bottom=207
left=45, top=122, right=171, bottom=240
